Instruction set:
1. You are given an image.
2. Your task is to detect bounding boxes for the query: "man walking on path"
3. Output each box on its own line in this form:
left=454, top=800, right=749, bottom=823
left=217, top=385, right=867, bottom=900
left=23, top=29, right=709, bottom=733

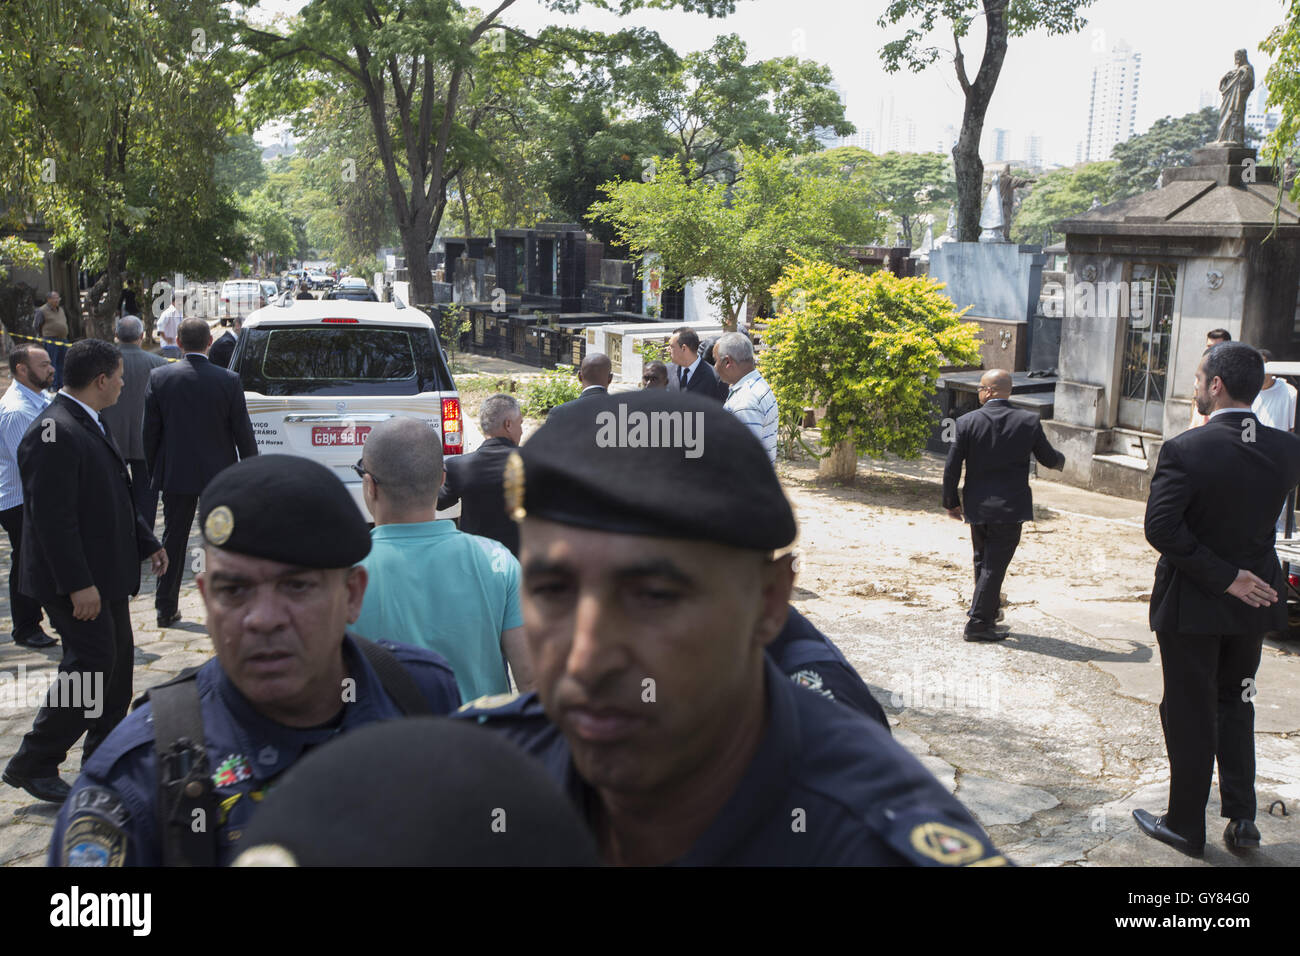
left=942, top=368, right=1066, bottom=642
left=143, top=318, right=257, bottom=627
left=2, top=340, right=166, bottom=804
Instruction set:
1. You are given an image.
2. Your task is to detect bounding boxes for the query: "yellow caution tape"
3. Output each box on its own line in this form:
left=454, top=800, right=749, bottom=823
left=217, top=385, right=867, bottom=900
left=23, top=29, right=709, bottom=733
left=4, top=329, right=183, bottom=361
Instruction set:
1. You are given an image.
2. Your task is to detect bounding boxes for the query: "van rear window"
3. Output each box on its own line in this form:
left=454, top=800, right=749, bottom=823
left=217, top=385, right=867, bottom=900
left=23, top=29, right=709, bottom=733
left=234, top=324, right=452, bottom=396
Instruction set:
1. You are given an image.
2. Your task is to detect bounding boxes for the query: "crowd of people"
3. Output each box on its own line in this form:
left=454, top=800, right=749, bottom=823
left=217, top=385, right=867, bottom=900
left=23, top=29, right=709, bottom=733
left=0, top=307, right=1293, bottom=866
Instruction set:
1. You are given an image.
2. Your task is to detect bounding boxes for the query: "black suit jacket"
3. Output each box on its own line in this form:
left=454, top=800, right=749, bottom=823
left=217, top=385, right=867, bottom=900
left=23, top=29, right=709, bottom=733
left=942, top=399, right=1065, bottom=523
left=670, top=358, right=728, bottom=401
left=142, top=353, right=258, bottom=495
left=1146, top=410, right=1300, bottom=635
left=438, top=436, right=519, bottom=555
left=208, top=331, right=237, bottom=369
left=18, top=395, right=161, bottom=601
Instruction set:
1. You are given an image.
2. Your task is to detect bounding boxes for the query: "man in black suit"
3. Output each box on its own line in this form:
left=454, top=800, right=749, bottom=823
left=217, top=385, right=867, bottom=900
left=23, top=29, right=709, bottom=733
left=143, top=318, right=257, bottom=627
left=208, top=313, right=242, bottom=368
left=439, top=393, right=523, bottom=555
left=942, top=369, right=1065, bottom=642
left=668, top=326, right=727, bottom=401
left=2, top=340, right=166, bottom=804
left=1136, top=342, right=1300, bottom=857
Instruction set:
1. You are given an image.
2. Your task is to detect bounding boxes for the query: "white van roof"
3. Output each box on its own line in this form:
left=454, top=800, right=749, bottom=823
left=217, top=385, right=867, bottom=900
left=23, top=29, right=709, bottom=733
left=244, top=299, right=435, bottom=329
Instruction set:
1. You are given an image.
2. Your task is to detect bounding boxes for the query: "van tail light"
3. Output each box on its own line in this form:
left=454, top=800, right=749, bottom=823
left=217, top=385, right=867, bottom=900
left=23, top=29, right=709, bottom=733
left=442, top=397, right=463, bottom=455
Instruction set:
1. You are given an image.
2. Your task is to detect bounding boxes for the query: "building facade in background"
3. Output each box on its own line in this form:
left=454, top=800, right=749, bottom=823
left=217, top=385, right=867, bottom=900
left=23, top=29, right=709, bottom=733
left=1086, top=41, right=1141, bottom=162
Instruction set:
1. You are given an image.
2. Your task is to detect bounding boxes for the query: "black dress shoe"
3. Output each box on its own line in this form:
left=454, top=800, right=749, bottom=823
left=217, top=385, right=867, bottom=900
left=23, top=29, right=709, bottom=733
left=1132, top=809, right=1204, bottom=857
left=2, top=768, right=71, bottom=804
left=157, top=611, right=182, bottom=628
left=1224, top=819, right=1261, bottom=850
left=963, top=628, right=1008, bottom=643
left=12, top=630, right=57, bottom=648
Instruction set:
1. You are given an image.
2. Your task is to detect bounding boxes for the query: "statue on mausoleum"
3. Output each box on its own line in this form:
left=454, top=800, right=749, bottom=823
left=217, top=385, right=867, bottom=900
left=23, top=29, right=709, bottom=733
left=1211, top=49, right=1254, bottom=146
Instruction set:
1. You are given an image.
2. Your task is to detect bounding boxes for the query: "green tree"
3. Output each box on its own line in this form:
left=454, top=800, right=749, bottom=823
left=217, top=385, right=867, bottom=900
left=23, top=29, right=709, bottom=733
left=798, top=148, right=953, bottom=247
left=618, top=33, right=853, bottom=183
left=764, top=257, right=981, bottom=480
left=789, top=146, right=890, bottom=246
left=1010, top=160, right=1117, bottom=245
left=1108, top=107, right=1223, bottom=199
left=7, top=0, right=244, bottom=337
left=591, top=148, right=853, bottom=331
left=878, top=0, right=1093, bottom=242
left=1263, top=2, right=1300, bottom=205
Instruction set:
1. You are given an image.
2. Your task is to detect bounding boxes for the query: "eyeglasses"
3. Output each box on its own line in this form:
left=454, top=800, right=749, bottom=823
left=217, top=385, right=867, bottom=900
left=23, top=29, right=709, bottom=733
left=352, top=458, right=378, bottom=483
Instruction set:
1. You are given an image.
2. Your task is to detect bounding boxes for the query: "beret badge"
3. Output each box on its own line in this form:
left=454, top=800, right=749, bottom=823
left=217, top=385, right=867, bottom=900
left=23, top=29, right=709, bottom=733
left=504, top=450, right=526, bottom=523
left=204, top=505, right=235, bottom=546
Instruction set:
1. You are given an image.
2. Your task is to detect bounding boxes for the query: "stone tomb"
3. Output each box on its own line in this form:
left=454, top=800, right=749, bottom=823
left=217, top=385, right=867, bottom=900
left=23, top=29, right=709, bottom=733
left=1044, top=145, right=1300, bottom=498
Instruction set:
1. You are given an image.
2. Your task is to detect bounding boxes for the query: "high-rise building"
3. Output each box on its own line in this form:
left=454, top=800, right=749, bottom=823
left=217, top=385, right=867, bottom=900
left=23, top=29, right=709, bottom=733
left=993, top=128, right=1011, bottom=162
left=836, top=132, right=873, bottom=151
left=1245, top=84, right=1281, bottom=142
left=1024, top=134, right=1043, bottom=169
left=1085, top=41, right=1141, bottom=161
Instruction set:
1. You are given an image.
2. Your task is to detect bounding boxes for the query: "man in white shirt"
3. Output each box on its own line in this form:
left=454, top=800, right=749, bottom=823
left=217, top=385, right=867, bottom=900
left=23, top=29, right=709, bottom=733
left=1252, top=349, right=1297, bottom=534
left=713, top=331, right=779, bottom=465
left=668, top=326, right=727, bottom=401
left=0, top=346, right=55, bottom=646
left=1251, top=349, right=1296, bottom=431
left=157, top=293, right=184, bottom=359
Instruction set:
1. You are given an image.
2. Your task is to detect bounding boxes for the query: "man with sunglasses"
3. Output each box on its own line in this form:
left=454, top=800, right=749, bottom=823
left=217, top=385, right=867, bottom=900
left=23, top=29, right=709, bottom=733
left=942, top=368, right=1065, bottom=642
left=351, top=417, right=534, bottom=701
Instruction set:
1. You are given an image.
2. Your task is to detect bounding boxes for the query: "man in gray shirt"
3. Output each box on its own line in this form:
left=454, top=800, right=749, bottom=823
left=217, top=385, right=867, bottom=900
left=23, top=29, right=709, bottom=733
left=100, top=316, right=168, bottom=530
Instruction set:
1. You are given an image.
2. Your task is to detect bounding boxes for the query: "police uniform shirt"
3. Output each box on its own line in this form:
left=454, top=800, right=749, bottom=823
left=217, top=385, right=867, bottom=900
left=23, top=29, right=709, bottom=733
left=768, top=607, right=889, bottom=730
left=50, top=635, right=461, bottom=867
left=456, top=657, right=1005, bottom=866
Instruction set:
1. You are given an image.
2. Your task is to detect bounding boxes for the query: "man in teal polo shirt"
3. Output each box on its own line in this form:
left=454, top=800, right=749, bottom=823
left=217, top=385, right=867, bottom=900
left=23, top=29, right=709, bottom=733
left=351, top=418, right=533, bottom=700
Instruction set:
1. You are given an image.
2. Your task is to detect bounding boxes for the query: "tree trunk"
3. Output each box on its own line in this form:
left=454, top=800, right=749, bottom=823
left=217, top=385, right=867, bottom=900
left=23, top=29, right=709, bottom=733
left=952, top=1, right=1010, bottom=242
left=818, top=439, right=857, bottom=482
left=84, top=248, right=125, bottom=341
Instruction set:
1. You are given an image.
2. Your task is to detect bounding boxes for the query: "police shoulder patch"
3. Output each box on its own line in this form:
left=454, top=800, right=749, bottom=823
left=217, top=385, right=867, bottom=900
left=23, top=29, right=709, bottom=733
left=457, top=692, right=522, bottom=714
left=62, top=786, right=130, bottom=867
left=881, top=806, right=1008, bottom=867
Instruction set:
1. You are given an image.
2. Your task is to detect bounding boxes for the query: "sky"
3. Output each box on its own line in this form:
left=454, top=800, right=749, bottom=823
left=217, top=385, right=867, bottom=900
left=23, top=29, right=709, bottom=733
left=251, top=0, right=1292, bottom=166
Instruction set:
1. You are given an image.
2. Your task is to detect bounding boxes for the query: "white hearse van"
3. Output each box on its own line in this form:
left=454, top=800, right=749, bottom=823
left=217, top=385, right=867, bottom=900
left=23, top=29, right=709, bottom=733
left=229, top=295, right=462, bottom=518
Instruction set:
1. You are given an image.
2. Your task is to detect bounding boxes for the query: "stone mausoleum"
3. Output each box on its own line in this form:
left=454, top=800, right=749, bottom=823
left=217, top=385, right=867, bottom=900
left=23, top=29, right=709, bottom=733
left=1044, top=144, right=1300, bottom=497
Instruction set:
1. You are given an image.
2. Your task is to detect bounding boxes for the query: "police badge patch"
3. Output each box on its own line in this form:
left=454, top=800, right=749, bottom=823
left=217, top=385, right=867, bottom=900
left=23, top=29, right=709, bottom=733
left=62, top=786, right=130, bottom=867
left=790, top=668, right=836, bottom=701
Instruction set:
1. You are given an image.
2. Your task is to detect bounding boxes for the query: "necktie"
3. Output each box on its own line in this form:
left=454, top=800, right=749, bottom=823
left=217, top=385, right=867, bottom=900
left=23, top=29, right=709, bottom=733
left=679, top=366, right=688, bottom=389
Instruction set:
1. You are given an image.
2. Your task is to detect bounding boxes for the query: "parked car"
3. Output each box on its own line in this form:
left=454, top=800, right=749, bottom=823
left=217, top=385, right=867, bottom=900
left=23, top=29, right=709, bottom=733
left=219, top=279, right=269, bottom=326
left=229, top=297, right=462, bottom=518
left=325, top=277, right=379, bottom=302
left=305, top=271, right=335, bottom=291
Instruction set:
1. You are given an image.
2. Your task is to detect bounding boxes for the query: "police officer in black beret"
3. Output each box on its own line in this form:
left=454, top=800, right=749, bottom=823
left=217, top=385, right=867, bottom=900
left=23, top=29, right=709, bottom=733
left=232, top=718, right=599, bottom=866
left=49, top=455, right=462, bottom=866
left=457, top=391, right=1006, bottom=865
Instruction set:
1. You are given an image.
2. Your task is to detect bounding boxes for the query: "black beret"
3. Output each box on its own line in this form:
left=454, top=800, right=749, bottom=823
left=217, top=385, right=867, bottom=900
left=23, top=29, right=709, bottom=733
left=233, top=717, right=599, bottom=866
left=512, top=389, right=796, bottom=551
left=199, top=454, right=370, bottom=567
